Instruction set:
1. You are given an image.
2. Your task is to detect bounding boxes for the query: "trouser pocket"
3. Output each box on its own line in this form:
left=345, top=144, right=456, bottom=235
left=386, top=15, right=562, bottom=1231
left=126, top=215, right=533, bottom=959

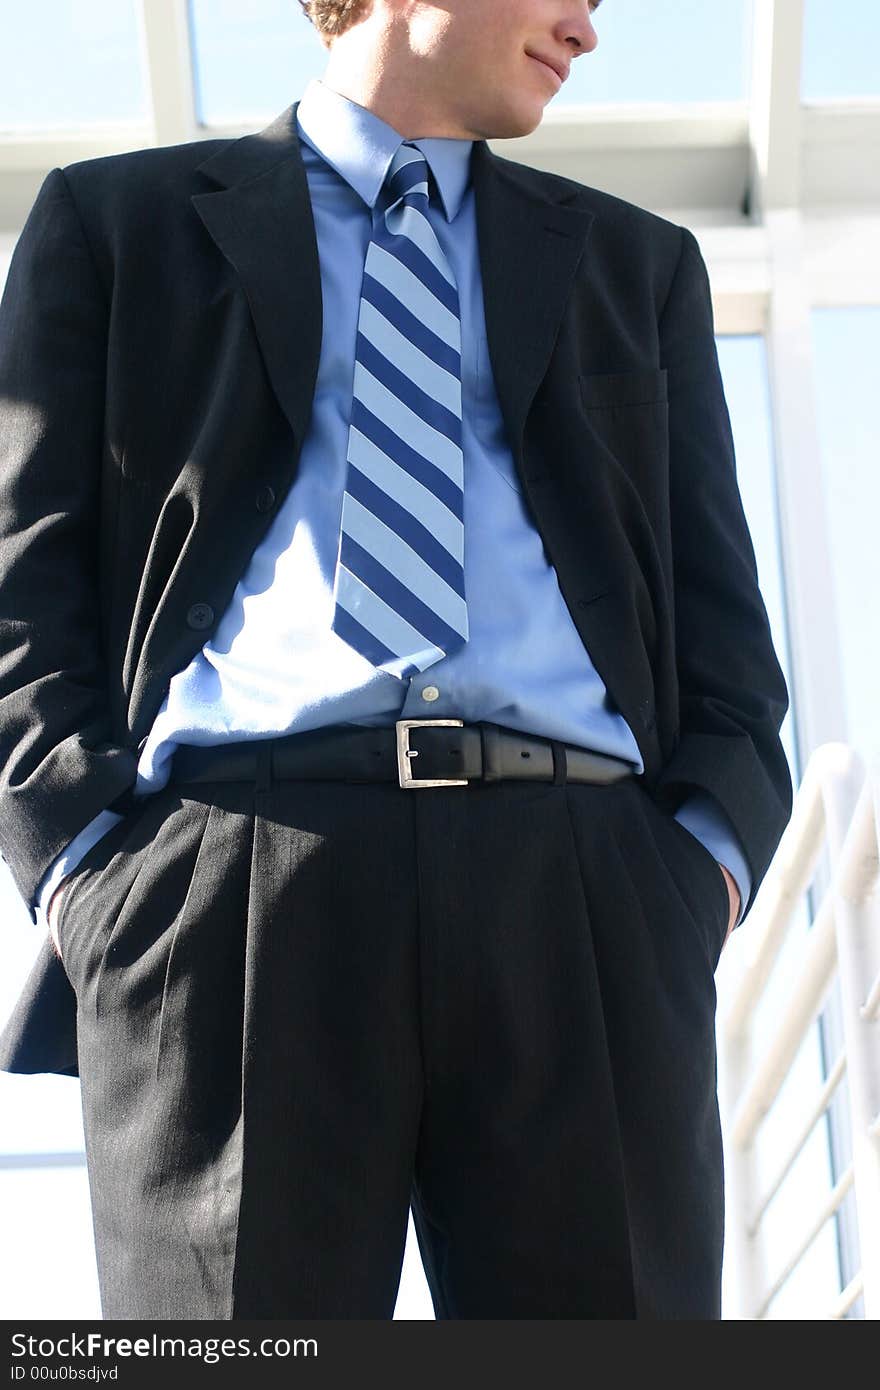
left=633, top=784, right=731, bottom=970
left=56, top=787, right=182, bottom=996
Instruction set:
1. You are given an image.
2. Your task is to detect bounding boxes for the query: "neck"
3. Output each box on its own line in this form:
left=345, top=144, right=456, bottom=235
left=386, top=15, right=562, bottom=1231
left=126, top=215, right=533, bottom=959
left=320, top=13, right=474, bottom=140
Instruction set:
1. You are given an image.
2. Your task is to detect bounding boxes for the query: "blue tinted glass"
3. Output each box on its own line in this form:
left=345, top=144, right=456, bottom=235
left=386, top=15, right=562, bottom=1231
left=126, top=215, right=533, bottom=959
left=0, top=0, right=147, bottom=131
left=812, top=307, right=880, bottom=758
left=555, top=0, right=753, bottom=107
left=190, top=0, right=327, bottom=126
left=716, top=335, right=796, bottom=775
left=802, top=0, right=880, bottom=100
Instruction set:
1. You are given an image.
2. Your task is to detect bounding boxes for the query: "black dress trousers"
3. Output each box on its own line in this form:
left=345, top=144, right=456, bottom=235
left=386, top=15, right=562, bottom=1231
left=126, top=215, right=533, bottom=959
left=55, top=753, right=732, bottom=1320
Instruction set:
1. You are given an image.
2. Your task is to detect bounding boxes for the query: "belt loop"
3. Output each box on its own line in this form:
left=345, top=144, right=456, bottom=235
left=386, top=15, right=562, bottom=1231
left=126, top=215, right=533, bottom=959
left=550, top=740, right=568, bottom=787
left=255, top=738, right=274, bottom=796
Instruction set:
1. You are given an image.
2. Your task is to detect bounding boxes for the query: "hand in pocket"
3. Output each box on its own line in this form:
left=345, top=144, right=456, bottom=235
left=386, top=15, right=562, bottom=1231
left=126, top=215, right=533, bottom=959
left=717, top=862, right=740, bottom=950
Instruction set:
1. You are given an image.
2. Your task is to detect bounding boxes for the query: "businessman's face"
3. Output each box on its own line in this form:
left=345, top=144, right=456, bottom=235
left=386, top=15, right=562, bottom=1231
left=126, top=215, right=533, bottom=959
left=325, top=1, right=601, bottom=141
left=415, top=0, right=600, bottom=138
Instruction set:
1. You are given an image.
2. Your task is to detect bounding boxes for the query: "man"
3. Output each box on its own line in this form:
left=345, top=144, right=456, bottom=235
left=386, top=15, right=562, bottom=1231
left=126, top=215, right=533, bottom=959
left=0, top=0, right=791, bottom=1319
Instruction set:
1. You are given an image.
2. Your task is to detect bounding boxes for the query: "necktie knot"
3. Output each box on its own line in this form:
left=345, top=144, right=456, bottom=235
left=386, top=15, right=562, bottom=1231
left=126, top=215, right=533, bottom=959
left=383, top=142, right=430, bottom=213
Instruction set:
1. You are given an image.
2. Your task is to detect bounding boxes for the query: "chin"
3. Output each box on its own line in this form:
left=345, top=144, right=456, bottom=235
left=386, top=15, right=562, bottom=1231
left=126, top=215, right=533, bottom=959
left=479, top=102, right=544, bottom=140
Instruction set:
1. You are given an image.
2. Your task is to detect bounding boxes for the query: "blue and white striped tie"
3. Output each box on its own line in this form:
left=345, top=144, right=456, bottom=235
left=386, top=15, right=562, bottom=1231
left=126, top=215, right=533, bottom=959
left=330, top=142, right=467, bottom=680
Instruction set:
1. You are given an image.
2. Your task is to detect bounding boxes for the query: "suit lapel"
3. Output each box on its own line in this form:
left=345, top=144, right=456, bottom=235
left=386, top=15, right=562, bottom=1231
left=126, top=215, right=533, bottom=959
left=191, top=102, right=595, bottom=465
left=191, top=103, right=322, bottom=446
left=471, top=140, right=595, bottom=465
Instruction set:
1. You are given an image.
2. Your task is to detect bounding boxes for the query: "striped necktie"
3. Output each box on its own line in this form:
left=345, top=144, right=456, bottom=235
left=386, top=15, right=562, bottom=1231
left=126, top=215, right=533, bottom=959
left=330, top=141, right=467, bottom=681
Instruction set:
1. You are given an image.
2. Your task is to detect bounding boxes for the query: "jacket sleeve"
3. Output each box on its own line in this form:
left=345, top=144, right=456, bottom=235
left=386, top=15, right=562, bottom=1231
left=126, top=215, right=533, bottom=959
left=0, top=167, right=138, bottom=922
left=673, top=790, right=751, bottom=929
left=653, top=224, right=793, bottom=923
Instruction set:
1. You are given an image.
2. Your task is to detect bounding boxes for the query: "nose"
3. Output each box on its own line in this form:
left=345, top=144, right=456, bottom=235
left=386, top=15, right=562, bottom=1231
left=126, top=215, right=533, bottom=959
left=556, top=3, right=599, bottom=58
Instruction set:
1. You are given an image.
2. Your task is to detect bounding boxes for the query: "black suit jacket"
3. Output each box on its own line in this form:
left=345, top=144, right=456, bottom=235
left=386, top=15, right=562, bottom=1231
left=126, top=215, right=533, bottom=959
left=0, top=102, right=792, bottom=1075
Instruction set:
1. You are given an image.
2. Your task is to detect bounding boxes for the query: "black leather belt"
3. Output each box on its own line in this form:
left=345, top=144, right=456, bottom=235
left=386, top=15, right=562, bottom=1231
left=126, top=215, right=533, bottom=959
left=170, top=719, right=638, bottom=790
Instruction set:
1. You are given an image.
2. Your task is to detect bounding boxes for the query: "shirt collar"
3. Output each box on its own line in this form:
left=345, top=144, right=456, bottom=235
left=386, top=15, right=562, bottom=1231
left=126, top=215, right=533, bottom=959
left=295, top=78, right=473, bottom=223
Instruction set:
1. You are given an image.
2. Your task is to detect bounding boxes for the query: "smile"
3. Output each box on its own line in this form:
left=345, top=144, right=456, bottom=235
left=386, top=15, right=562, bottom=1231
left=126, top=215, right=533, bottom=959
left=528, top=55, right=563, bottom=89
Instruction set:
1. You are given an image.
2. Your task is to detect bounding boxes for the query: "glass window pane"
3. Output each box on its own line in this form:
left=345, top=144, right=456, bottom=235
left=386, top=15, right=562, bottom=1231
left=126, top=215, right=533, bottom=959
left=811, top=306, right=880, bottom=759
left=0, top=0, right=148, bottom=132
left=190, top=0, right=327, bottom=127
left=802, top=0, right=880, bottom=101
left=749, top=1025, right=840, bottom=1318
left=555, top=0, right=753, bottom=108
left=715, top=335, right=796, bottom=777
left=714, top=337, right=842, bottom=1317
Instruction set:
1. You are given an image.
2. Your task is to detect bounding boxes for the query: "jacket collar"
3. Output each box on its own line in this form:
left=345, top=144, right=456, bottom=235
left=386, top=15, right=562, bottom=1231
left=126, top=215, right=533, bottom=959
left=191, top=99, right=596, bottom=462
left=295, top=77, right=472, bottom=224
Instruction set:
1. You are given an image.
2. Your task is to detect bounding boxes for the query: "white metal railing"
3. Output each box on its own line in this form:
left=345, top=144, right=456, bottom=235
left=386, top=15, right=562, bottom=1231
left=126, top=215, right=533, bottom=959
left=717, top=743, right=880, bottom=1319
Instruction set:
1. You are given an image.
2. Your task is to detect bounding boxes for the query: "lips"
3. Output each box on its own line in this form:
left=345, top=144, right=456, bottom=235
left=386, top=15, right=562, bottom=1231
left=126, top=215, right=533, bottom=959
left=527, top=51, right=568, bottom=84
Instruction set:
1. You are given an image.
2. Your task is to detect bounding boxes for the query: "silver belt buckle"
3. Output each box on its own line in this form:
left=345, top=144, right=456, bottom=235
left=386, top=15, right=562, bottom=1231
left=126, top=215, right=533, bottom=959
left=396, top=718, right=468, bottom=788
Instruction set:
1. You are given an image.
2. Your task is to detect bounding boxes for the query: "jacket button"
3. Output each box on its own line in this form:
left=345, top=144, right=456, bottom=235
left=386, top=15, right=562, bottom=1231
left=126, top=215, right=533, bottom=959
left=186, top=602, right=214, bottom=631
left=255, top=485, right=276, bottom=513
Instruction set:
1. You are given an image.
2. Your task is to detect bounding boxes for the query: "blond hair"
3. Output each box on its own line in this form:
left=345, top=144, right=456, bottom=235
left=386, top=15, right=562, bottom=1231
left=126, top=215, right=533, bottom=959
left=297, top=0, right=373, bottom=41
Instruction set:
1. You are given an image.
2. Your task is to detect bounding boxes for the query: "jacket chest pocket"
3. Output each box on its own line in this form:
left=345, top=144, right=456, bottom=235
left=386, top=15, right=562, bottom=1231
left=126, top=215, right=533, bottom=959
left=578, top=368, right=670, bottom=509
left=579, top=367, right=668, bottom=410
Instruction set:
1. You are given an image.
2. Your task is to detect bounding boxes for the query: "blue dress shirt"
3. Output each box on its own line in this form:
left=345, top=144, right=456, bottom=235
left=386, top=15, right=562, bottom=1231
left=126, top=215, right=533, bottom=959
left=36, top=79, right=750, bottom=928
